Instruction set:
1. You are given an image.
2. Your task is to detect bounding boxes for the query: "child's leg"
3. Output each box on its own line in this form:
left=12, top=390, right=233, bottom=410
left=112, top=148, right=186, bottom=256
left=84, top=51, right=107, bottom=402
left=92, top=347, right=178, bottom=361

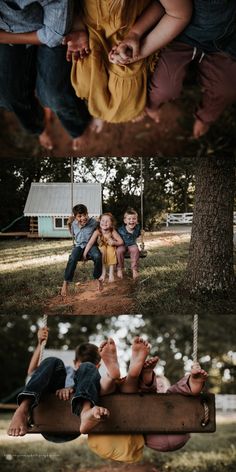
left=8, top=357, right=66, bottom=436
left=36, top=45, right=91, bottom=142
left=61, top=246, right=84, bottom=296
left=194, top=52, right=236, bottom=138
left=106, top=246, right=117, bottom=282
left=87, top=245, right=103, bottom=291
left=147, top=41, right=192, bottom=122
left=108, top=265, right=115, bottom=283
left=71, top=361, right=109, bottom=434
left=0, top=44, right=45, bottom=135
left=145, top=433, right=190, bottom=452
left=120, top=337, right=150, bottom=393
left=116, top=245, right=126, bottom=278
left=99, top=338, right=120, bottom=395
left=127, top=245, right=140, bottom=279
left=188, top=363, right=208, bottom=394
left=98, top=246, right=107, bottom=281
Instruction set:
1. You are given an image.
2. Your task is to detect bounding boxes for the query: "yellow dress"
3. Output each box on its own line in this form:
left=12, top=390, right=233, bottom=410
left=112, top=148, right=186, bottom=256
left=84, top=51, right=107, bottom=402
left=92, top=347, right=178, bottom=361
left=71, top=0, right=151, bottom=122
left=98, top=232, right=117, bottom=265
left=88, top=433, right=144, bottom=463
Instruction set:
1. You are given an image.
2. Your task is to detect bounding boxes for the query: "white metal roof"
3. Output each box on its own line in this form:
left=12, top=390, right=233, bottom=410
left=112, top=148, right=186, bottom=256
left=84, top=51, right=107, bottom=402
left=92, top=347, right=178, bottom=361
left=24, top=182, right=102, bottom=217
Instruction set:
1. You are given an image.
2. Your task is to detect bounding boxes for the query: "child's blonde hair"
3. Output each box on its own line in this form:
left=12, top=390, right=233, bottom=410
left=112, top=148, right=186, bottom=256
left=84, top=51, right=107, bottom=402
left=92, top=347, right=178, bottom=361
left=124, top=208, right=138, bottom=218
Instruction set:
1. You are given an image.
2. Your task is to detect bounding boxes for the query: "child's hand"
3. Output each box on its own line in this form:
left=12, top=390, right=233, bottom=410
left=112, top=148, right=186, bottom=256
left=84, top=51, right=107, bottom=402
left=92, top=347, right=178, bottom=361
left=83, top=251, right=88, bottom=261
left=107, top=238, right=116, bottom=246
left=37, top=327, right=48, bottom=345
left=67, top=215, right=75, bottom=225
left=116, top=32, right=141, bottom=60
left=109, top=47, right=133, bottom=65
left=56, top=387, right=74, bottom=401
left=62, top=30, right=90, bottom=62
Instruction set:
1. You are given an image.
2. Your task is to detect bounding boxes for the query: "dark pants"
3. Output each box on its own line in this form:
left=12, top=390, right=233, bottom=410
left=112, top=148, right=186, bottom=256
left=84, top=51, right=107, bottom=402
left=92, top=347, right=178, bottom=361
left=64, top=245, right=102, bottom=282
left=148, top=41, right=236, bottom=125
left=18, top=359, right=101, bottom=442
left=0, top=44, right=90, bottom=137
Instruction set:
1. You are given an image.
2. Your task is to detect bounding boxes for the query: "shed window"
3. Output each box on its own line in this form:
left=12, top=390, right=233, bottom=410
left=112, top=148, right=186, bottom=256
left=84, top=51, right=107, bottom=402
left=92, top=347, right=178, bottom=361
left=54, top=217, right=68, bottom=229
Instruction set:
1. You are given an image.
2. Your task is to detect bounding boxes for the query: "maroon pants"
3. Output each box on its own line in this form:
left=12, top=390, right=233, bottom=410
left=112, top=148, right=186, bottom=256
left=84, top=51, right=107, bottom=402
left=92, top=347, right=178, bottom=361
left=148, top=41, right=236, bottom=125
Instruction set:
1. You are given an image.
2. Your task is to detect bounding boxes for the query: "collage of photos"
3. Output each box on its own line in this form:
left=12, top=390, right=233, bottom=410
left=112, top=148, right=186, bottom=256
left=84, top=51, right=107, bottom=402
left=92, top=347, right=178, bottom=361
left=0, top=1, right=236, bottom=472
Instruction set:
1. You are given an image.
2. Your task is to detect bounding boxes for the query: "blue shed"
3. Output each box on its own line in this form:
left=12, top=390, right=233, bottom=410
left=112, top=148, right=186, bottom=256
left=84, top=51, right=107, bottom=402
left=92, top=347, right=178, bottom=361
left=24, top=182, right=102, bottom=238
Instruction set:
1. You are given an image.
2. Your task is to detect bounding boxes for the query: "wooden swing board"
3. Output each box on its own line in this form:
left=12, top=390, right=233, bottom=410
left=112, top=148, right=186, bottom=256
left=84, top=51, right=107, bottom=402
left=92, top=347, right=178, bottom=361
left=28, top=393, right=215, bottom=434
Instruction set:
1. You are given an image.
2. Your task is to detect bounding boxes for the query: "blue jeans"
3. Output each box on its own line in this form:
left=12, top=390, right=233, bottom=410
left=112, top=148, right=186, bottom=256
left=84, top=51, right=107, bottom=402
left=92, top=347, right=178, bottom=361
left=0, top=44, right=90, bottom=137
left=64, top=245, right=102, bottom=282
left=18, top=359, right=101, bottom=443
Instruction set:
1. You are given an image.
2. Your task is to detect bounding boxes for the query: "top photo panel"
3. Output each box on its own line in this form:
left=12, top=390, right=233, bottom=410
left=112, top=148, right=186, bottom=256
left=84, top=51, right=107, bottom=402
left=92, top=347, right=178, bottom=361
left=0, top=0, right=236, bottom=159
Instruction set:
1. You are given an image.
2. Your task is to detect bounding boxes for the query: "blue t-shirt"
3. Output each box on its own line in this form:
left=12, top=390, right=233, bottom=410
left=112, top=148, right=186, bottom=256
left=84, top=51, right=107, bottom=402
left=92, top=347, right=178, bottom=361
left=0, top=0, right=74, bottom=47
left=71, top=217, right=98, bottom=248
left=176, top=0, right=236, bottom=57
left=118, top=224, right=141, bottom=247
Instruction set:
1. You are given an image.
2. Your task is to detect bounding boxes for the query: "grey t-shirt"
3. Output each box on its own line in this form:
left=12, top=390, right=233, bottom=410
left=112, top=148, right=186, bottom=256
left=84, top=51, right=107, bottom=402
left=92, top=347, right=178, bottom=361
left=71, top=217, right=98, bottom=248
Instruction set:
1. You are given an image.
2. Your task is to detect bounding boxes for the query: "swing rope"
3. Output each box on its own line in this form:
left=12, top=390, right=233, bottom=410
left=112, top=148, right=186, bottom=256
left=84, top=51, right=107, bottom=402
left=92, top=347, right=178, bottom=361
left=38, top=315, right=48, bottom=366
left=70, top=156, right=75, bottom=247
left=192, top=314, right=210, bottom=427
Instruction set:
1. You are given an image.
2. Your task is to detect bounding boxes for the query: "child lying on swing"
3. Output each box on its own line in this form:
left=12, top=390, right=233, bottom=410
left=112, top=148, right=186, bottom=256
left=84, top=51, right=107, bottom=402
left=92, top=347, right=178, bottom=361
left=88, top=337, right=208, bottom=463
left=83, top=213, right=123, bottom=283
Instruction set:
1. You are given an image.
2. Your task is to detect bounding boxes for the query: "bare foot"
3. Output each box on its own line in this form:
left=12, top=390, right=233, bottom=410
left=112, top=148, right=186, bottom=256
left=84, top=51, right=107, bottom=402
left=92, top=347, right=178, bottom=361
left=145, top=106, right=161, bottom=123
left=193, top=119, right=210, bottom=139
left=90, top=118, right=104, bottom=134
left=80, top=405, right=110, bottom=434
left=108, top=275, right=115, bottom=283
left=132, top=269, right=139, bottom=280
left=141, top=356, right=159, bottom=385
left=61, top=281, right=68, bottom=298
left=7, top=401, right=31, bottom=436
left=39, top=108, right=54, bottom=150
left=132, top=110, right=147, bottom=123
left=99, top=338, right=120, bottom=379
left=117, top=269, right=123, bottom=279
left=189, top=363, right=208, bottom=394
left=128, top=337, right=150, bottom=378
left=97, top=278, right=104, bottom=292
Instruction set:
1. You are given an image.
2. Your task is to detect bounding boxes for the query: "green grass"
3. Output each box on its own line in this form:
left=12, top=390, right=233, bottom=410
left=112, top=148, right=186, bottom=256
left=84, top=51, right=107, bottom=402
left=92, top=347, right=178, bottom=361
left=0, top=239, right=236, bottom=315
left=135, top=244, right=236, bottom=315
left=0, top=413, right=235, bottom=472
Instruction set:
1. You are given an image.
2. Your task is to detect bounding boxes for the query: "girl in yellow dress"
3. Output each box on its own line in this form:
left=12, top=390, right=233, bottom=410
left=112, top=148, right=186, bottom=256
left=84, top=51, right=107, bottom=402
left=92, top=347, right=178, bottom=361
left=83, top=213, right=123, bottom=283
left=64, top=1, right=192, bottom=123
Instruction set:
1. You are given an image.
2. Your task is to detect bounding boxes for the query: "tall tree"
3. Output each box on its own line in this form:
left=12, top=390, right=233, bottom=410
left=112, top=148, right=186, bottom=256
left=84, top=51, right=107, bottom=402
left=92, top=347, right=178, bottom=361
left=183, top=155, right=235, bottom=293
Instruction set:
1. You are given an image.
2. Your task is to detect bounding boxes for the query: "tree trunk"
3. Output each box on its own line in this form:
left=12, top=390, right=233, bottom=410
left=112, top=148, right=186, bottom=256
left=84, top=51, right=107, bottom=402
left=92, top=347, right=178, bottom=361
left=183, top=155, right=235, bottom=293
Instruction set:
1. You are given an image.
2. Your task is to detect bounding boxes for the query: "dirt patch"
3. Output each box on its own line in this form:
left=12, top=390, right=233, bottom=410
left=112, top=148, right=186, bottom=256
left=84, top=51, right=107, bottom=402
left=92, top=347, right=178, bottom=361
left=80, top=464, right=160, bottom=472
left=45, top=278, right=137, bottom=315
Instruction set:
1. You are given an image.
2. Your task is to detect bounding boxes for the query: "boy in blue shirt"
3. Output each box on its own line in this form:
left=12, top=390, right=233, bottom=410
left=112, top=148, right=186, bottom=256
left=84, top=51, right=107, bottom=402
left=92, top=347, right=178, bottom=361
left=117, top=208, right=141, bottom=280
left=0, top=0, right=91, bottom=151
left=61, top=204, right=103, bottom=297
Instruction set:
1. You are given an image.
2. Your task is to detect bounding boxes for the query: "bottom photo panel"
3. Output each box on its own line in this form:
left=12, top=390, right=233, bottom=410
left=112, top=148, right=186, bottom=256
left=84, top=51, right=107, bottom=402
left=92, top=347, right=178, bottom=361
left=0, top=314, right=235, bottom=472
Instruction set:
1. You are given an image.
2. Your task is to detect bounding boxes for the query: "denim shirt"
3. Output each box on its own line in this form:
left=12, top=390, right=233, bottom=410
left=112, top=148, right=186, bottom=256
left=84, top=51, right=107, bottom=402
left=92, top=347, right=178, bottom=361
left=176, top=0, right=236, bottom=58
left=0, top=0, right=74, bottom=47
left=71, top=217, right=98, bottom=248
left=118, top=224, right=141, bottom=247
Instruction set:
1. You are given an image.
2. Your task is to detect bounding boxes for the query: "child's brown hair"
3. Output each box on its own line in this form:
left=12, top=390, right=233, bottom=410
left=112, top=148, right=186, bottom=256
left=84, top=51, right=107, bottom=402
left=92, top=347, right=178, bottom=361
left=75, top=343, right=101, bottom=365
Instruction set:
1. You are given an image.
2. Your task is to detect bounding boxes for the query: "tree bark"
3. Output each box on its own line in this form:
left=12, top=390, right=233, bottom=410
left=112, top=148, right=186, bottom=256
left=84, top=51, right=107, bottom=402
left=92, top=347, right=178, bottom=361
left=183, top=155, right=235, bottom=293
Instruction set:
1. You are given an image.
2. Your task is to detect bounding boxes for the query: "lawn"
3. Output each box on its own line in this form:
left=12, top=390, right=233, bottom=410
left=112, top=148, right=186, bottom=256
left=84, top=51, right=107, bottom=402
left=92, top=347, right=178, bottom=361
left=0, top=237, right=236, bottom=315
left=0, top=413, right=235, bottom=472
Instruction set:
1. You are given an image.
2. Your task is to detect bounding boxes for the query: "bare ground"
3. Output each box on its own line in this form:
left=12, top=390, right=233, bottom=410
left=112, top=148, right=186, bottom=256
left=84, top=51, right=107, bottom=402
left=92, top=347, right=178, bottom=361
left=45, top=277, right=137, bottom=315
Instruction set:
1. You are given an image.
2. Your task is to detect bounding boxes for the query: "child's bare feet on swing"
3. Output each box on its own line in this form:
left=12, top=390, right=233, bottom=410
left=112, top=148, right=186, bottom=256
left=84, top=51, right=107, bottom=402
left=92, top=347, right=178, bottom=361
left=39, top=107, right=54, bottom=150
left=117, top=268, right=123, bottom=279
left=97, top=278, right=103, bottom=292
left=141, top=356, right=159, bottom=385
left=189, top=363, right=208, bottom=394
left=8, top=399, right=31, bottom=436
left=99, top=338, right=121, bottom=379
left=132, top=269, right=139, bottom=280
left=129, top=337, right=150, bottom=378
left=80, top=404, right=110, bottom=434
left=61, top=281, right=68, bottom=298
